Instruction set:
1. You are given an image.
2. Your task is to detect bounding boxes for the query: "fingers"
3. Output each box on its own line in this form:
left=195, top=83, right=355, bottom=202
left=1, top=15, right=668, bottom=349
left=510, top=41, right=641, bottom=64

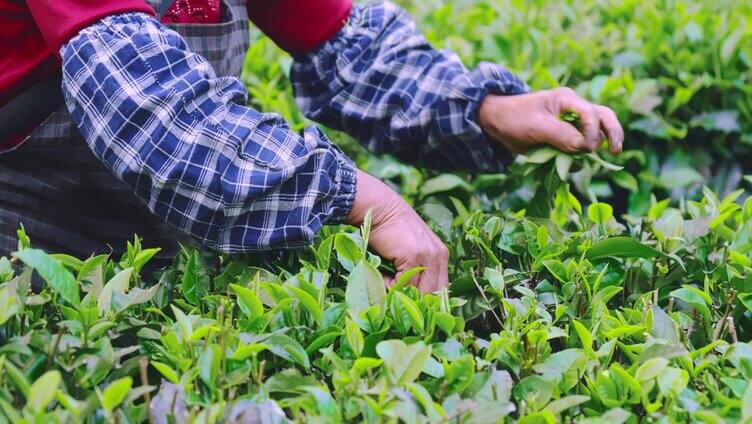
left=541, top=88, right=625, bottom=155
left=415, top=236, right=449, bottom=293
left=383, top=272, right=395, bottom=288
left=538, top=118, right=591, bottom=154
left=554, top=88, right=601, bottom=150
left=595, top=105, right=624, bottom=154
left=477, top=86, right=623, bottom=155
left=395, top=229, right=449, bottom=294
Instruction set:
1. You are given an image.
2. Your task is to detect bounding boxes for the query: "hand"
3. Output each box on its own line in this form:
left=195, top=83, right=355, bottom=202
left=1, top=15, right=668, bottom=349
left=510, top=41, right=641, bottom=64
left=347, top=170, right=449, bottom=293
left=477, top=87, right=624, bottom=155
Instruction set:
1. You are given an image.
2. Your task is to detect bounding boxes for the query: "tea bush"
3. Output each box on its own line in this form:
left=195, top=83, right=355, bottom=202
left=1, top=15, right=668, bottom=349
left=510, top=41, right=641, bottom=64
left=1, top=0, right=751, bottom=423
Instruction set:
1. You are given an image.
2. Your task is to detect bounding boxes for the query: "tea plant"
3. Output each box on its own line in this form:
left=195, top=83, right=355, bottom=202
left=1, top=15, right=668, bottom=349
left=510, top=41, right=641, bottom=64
left=2, top=0, right=752, bottom=422
left=1, top=184, right=752, bottom=422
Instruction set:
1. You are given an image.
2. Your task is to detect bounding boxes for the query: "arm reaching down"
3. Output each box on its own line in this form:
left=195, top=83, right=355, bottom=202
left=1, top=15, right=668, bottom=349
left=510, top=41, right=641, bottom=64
left=61, top=12, right=450, bottom=290
left=61, top=13, right=357, bottom=252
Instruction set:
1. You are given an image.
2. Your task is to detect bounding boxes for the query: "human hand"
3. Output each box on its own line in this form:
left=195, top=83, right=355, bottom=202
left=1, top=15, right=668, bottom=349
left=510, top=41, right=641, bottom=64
left=347, top=170, right=449, bottom=293
left=477, top=87, right=624, bottom=155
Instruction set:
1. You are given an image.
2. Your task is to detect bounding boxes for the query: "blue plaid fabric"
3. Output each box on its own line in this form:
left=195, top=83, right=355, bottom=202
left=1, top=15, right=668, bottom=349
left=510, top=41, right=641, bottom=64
left=60, top=2, right=528, bottom=253
left=292, top=1, right=531, bottom=173
left=61, top=13, right=356, bottom=253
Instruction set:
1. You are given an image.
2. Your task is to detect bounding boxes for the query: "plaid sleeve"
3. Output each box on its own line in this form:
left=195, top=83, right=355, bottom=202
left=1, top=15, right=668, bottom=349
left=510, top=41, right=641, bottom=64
left=290, top=1, right=531, bottom=173
left=60, top=13, right=357, bottom=253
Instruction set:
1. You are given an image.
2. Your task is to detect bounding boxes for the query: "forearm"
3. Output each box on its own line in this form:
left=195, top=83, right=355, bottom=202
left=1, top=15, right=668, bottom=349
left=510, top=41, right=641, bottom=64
left=290, top=1, right=531, bottom=173
left=61, top=13, right=356, bottom=252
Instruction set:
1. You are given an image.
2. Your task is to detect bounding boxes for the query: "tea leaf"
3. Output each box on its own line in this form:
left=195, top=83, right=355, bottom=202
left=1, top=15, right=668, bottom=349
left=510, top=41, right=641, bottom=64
left=231, top=284, right=264, bottom=320
left=345, top=318, right=364, bottom=357
left=98, top=267, right=133, bottom=314
left=588, top=202, right=614, bottom=225
left=587, top=237, right=663, bottom=260
left=181, top=249, right=210, bottom=305
left=376, top=340, right=432, bottom=385
left=14, top=248, right=80, bottom=308
left=152, top=361, right=180, bottom=384
left=27, top=370, right=61, bottom=413
left=288, top=285, right=322, bottom=325
left=335, top=233, right=363, bottom=271
left=345, top=260, right=386, bottom=314
left=101, top=377, right=133, bottom=412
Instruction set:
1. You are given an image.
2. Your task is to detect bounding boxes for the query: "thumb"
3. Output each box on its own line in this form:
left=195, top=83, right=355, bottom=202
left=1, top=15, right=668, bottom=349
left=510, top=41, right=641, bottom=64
left=536, top=116, right=589, bottom=153
left=383, top=272, right=396, bottom=288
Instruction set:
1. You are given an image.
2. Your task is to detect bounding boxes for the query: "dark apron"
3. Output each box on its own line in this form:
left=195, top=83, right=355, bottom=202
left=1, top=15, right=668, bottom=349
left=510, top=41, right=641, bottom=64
left=0, top=0, right=249, bottom=261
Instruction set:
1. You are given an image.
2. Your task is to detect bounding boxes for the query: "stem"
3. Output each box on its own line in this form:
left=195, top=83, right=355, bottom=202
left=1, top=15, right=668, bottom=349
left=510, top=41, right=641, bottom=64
left=140, top=357, right=155, bottom=424
left=727, top=317, right=738, bottom=343
left=169, top=390, right=178, bottom=423
left=470, top=269, right=502, bottom=327
left=46, top=326, right=64, bottom=370
left=649, top=260, right=657, bottom=293
left=712, top=289, right=735, bottom=341
left=686, top=310, right=697, bottom=341
left=257, top=359, right=266, bottom=391
left=217, top=303, right=226, bottom=402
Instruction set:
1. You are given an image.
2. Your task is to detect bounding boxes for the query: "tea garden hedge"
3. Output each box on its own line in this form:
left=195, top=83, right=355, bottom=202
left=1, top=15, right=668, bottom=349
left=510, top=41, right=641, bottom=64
left=1, top=0, right=752, bottom=422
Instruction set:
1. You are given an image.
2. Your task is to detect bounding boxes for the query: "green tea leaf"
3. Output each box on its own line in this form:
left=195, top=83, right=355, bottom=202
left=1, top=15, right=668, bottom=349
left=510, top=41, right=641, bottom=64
left=393, top=291, right=425, bottom=334
left=231, top=284, right=264, bottom=320
left=670, top=286, right=711, bottom=320
left=545, top=395, right=590, bottom=414
left=98, top=267, right=133, bottom=314
left=636, top=357, right=669, bottom=383
left=345, top=317, right=364, bottom=357
left=525, top=147, right=559, bottom=164
left=27, top=370, right=61, bottom=412
left=288, top=285, right=322, bottom=325
left=392, top=266, right=427, bottom=291
left=335, top=233, right=363, bottom=271
left=345, top=260, right=386, bottom=314
left=266, top=334, right=311, bottom=369
left=199, top=344, right=221, bottom=389
left=376, top=340, right=432, bottom=385
left=513, top=375, right=555, bottom=411
left=555, top=154, right=573, bottom=181
left=181, top=249, right=210, bottom=305
left=233, top=343, right=268, bottom=361
left=151, top=361, right=180, bottom=384
left=587, top=237, right=664, bottom=260
left=610, top=171, right=639, bottom=192
left=656, top=367, right=688, bottom=396
left=14, top=248, right=80, bottom=308
left=571, top=320, right=594, bottom=358
left=742, top=380, right=752, bottom=420
left=421, top=174, right=471, bottom=196
left=3, top=360, right=31, bottom=398
left=588, top=202, right=614, bottom=225
left=101, top=377, right=132, bottom=412
left=304, top=387, right=342, bottom=424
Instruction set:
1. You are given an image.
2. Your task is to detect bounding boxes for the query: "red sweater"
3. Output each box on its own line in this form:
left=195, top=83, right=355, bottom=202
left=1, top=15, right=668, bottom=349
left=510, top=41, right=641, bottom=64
left=0, top=0, right=351, bottom=149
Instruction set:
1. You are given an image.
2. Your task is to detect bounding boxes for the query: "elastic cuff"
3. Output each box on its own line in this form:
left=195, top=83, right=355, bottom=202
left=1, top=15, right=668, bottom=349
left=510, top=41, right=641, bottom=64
left=463, top=62, right=531, bottom=130
left=462, top=63, right=531, bottom=171
left=328, top=151, right=358, bottom=224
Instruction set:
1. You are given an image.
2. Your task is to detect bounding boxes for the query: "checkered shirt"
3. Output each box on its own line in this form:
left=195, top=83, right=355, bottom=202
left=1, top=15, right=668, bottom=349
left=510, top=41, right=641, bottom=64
left=60, top=2, right=529, bottom=253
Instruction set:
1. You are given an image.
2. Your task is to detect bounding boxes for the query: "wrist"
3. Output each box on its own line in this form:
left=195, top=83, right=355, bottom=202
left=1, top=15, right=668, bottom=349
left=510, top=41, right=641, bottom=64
left=347, top=170, right=403, bottom=226
left=476, top=94, right=528, bottom=155
left=328, top=153, right=359, bottom=224
left=476, top=95, right=498, bottom=133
